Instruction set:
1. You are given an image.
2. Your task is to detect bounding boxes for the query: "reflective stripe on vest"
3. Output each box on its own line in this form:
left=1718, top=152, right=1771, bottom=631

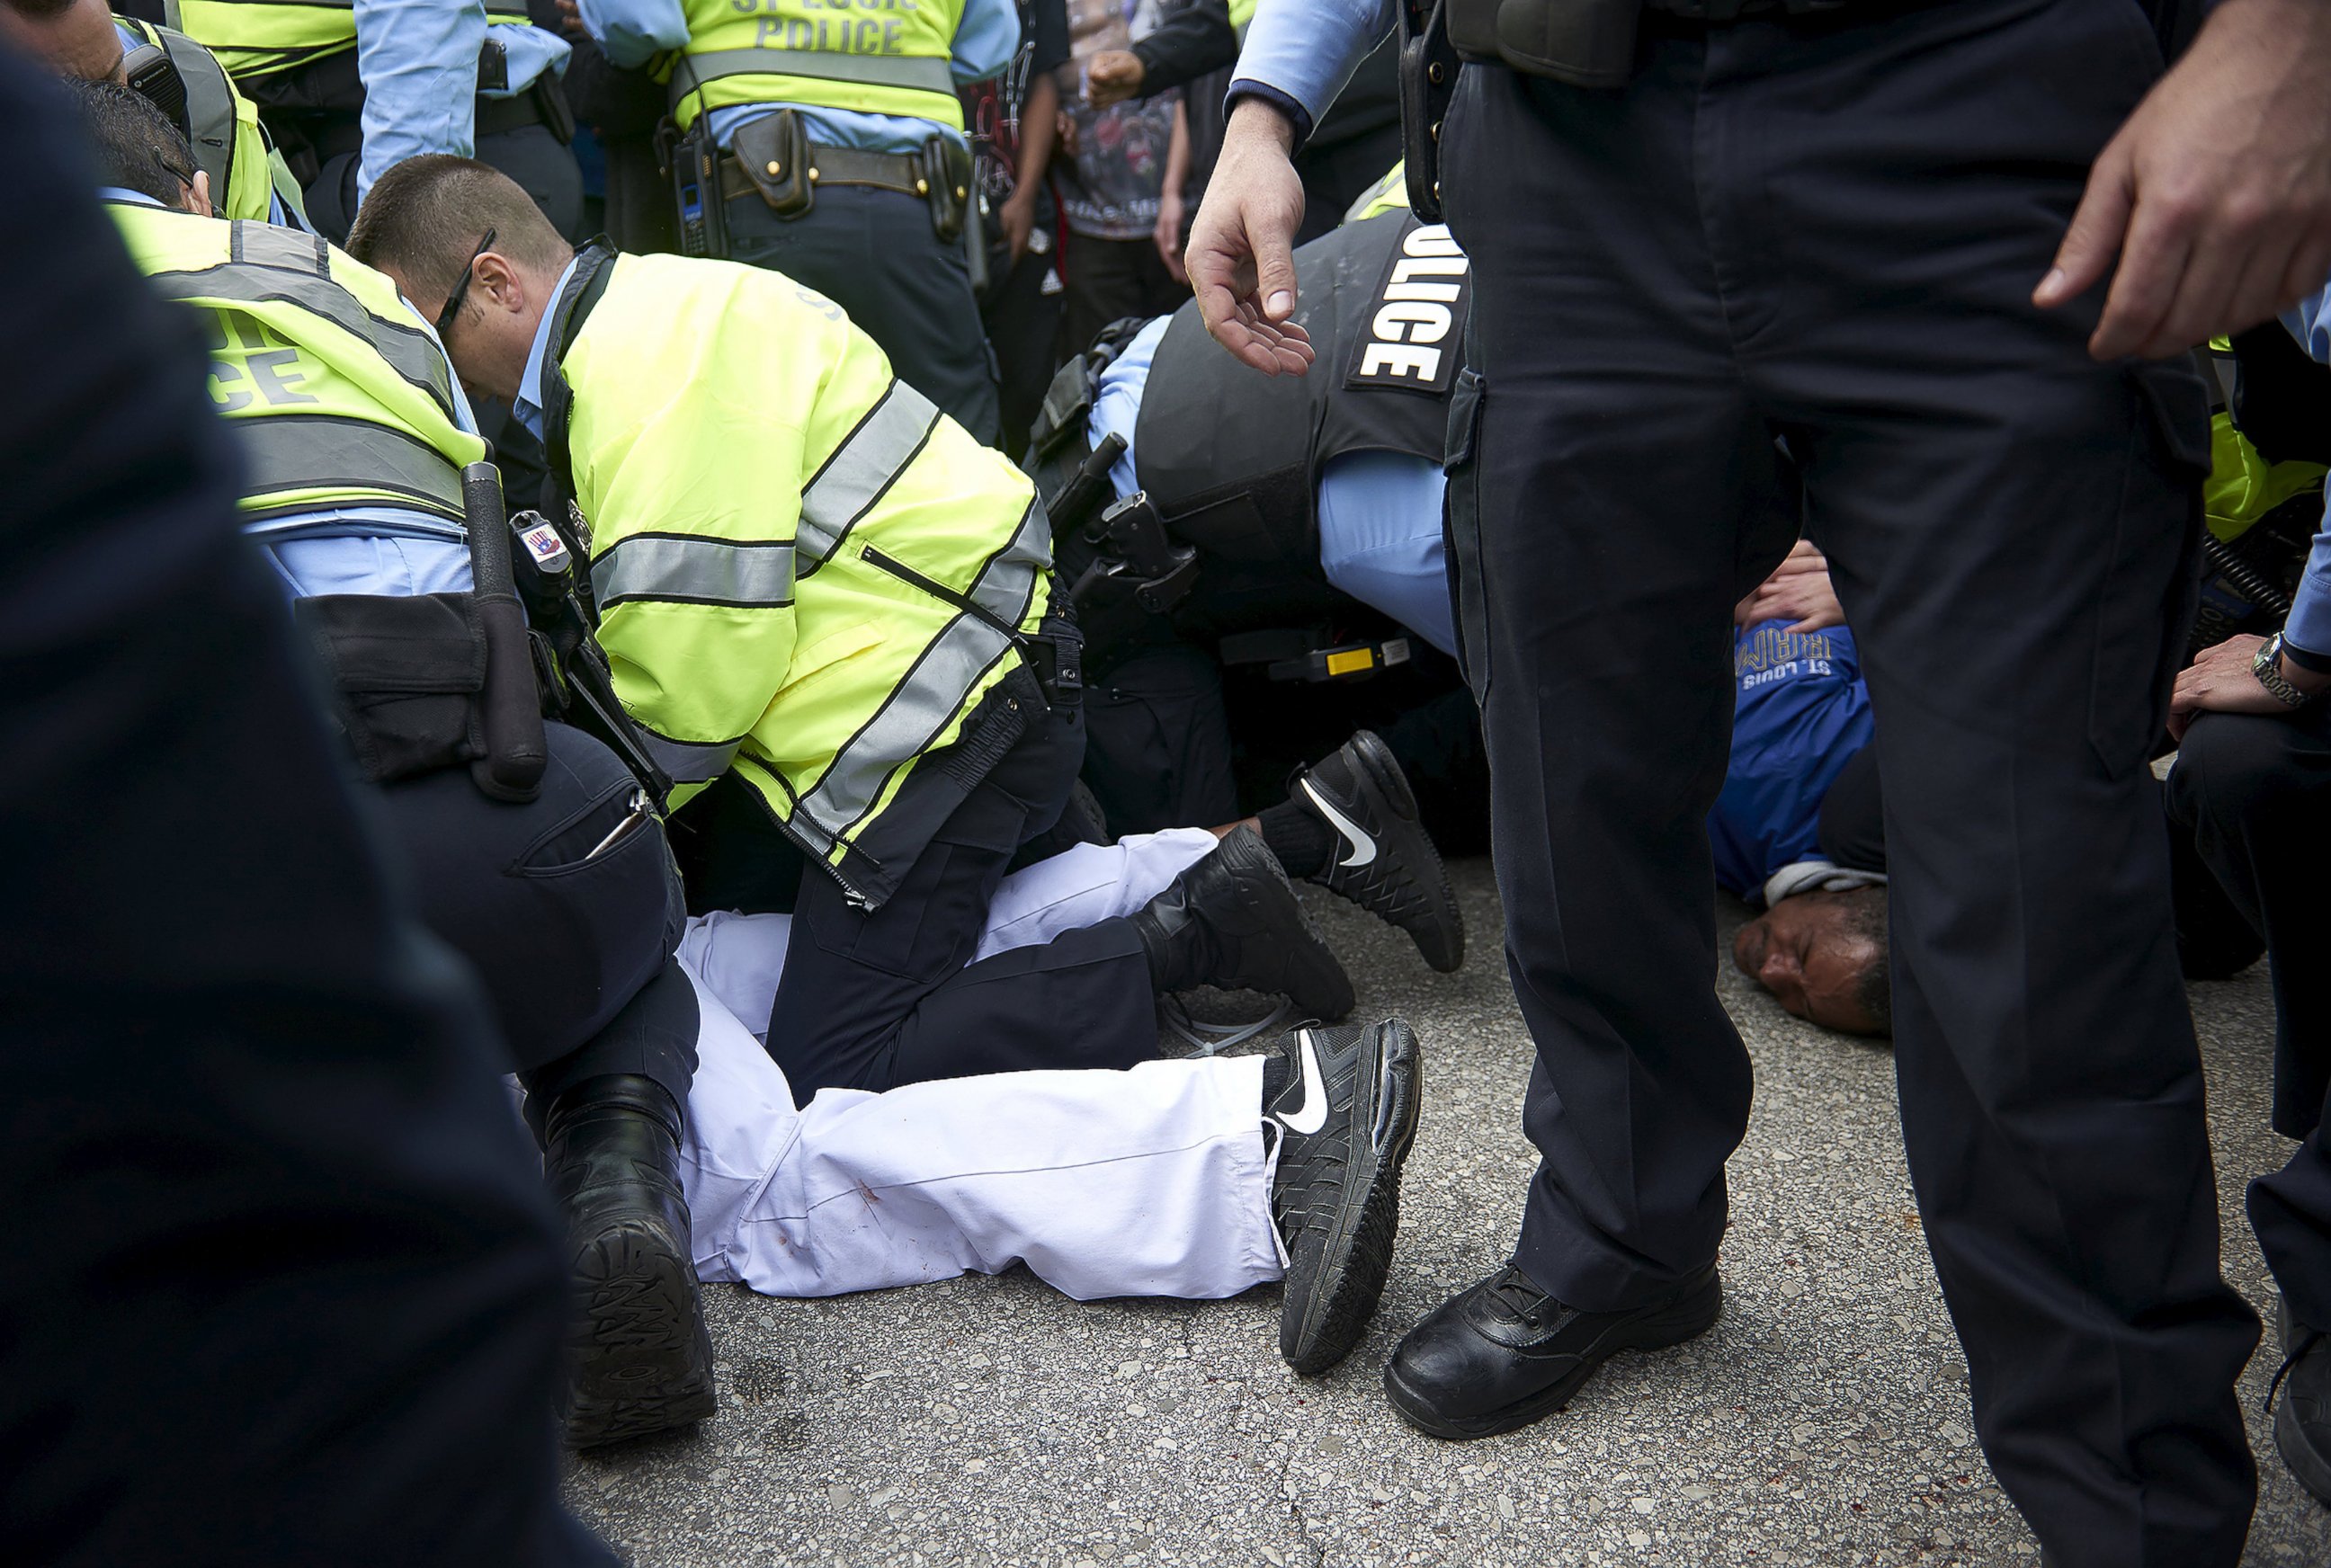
left=236, top=416, right=468, bottom=522
left=966, top=495, right=1048, bottom=632
left=793, top=610, right=1015, bottom=842
left=668, top=47, right=957, bottom=116
left=796, top=378, right=941, bottom=566
left=125, top=21, right=242, bottom=209
left=591, top=534, right=798, bottom=610
left=171, top=0, right=530, bottom=81
left=665, top=0, right=966, bottom=131
left=638, top=729, right=745, bottom=785
left=171, top=0, right=358, bottom=81
left=144, top=224, right=461, bottom=425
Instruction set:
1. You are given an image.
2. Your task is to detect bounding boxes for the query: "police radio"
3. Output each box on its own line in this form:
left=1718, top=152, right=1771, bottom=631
left=122, top=43, right=191, bottom=143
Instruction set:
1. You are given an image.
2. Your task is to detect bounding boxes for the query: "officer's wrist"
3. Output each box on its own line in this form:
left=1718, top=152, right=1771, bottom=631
left=2282, top=653, right=2331, bottom=697
left=1225, top=91, right=1301, bottom=156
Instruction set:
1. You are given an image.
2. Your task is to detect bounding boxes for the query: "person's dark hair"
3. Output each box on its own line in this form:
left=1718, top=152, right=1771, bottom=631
left=345, top=155, right=571, bottom=304
left=71, top=78, right=196, bottom=208
left=1837, top=886, right=1893, bottom=1036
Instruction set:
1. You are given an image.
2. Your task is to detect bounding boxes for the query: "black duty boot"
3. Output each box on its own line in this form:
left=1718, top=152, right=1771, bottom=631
left=541, top=1074, right=718, bottom=1448
left=1265, top=1019, right=1424, bottom=1375
left=1384, top=1261, right=1721, bottom=1439
left=1289, top=731, right=1464, bottom=973
left=2271, top=1298, right=2331, bottom=1506
left=1132, top=824, right=1355, bottom=1020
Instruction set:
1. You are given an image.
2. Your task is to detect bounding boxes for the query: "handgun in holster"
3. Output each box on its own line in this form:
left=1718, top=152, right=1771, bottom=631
left=1067, top=490, right=1201, bottom=655
left=505, top=505, right=677, bottom=806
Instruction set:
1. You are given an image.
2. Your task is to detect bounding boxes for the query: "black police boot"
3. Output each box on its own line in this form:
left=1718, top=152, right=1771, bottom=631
left=1132, top=824, right=1355, bottom=1020
left=1265, top=1019, right=1424, bottom=1375
left=2271, top=1298, right=2331, bottom=1505
left=542, top=1074, right=718, bottom=1448
left=1384, top=1261, right=1721, bottom=1439
left=1288, top=731, right=1464, bottom=973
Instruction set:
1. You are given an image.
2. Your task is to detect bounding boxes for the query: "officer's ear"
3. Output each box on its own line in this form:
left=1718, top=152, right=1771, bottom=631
left=471, top=251, right=526, bottom=316
left=183, top=168, right=212, bottom=220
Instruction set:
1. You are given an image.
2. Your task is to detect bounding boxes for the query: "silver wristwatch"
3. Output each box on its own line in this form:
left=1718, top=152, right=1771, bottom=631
left=2252, top=634, right=2321, bottom=710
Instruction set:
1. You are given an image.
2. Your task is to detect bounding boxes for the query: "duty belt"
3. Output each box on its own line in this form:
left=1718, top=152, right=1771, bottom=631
left=719, top=143, right=930, bottom=204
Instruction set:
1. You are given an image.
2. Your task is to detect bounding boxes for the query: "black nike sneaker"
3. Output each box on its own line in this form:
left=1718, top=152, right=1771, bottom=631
left=1265, top=1018, right=1424, bottom=1375
left=1290, top=731, right=1465, bottom=973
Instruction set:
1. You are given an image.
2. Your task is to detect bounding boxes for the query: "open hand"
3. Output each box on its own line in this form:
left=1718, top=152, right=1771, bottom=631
left=2035, top=0, right=2331, bottom=360
left=1185, top=100, right=1314, bottom=376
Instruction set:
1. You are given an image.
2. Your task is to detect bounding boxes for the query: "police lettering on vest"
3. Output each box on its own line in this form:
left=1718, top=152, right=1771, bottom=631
left=1133, top=211, right=1469, bottom=566
left=110, top=203, right=483, bottom=527
left=1347, top=223, right=1470, bottom=394
left=665, top=0, right=967, bottom=131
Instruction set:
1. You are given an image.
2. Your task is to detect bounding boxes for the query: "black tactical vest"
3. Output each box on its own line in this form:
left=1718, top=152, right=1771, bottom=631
left=1131, top=210, right=1470, bottom=572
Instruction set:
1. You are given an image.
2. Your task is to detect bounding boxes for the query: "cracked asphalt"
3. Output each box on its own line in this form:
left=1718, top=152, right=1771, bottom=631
left=568, top=859, right=2331, bottom=1566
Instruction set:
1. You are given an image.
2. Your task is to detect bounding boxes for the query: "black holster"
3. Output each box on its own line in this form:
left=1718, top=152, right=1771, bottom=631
left=1399, top=0, right=1461, bottom=220
left=291, top=464, right=550, bottom=802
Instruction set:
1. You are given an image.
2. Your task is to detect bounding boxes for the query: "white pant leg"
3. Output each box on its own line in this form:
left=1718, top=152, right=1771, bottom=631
left=972, top=826, right=1217, bottom=962
left=679, top=827, right=1218, bottom=1038
left=676, top=961, right=1280, bottom=1302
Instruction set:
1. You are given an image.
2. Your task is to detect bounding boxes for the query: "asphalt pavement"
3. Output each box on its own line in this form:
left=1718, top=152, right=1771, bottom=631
left=568, top=859, right=2331, bottom=1567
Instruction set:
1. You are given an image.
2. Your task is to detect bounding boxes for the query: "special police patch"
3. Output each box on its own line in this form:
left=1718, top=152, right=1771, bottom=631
left=1344, top=221, right=1471, bottom=396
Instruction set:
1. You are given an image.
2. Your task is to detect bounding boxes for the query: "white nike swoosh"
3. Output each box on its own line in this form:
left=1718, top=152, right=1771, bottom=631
left=1299, top=778, right=1377, bottom=870
left=1280, top=1029, right=1331, bottom=1136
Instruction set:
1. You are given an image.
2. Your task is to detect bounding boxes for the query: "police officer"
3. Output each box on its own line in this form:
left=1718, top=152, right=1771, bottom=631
left=87, top=83, right=715, bottom=1449
left=575, top=0, right=1014, bottom=441
left=148, top=0, right=585, bottom=238
left=1191, top=0, right=2331, bottom=1562
left=1030, top=204, right=1475, bottom=972
left=1, top=0, right=307, bottom=223
left=348, top=155, right=1357, bottom=1101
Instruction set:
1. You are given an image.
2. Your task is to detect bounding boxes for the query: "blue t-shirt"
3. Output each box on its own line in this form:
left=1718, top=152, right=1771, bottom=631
left=1709, top=620, right=1874, bottom=899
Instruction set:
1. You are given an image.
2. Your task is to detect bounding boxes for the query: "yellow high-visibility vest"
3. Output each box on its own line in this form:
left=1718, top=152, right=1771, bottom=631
left=546, top=248, right=1049, bottom=906
left=168, top=0, right=531, bottom=84
left=662, top=0, right=967, bottom=133
left=112, top=203, right=484, bottom=526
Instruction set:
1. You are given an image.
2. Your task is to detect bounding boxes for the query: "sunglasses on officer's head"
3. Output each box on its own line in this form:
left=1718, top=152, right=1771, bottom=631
left=435, top=227, right=496, bottom=338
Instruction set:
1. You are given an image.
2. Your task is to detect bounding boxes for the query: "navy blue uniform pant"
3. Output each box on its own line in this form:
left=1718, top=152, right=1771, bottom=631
left=0, top=56, right=609, bottom=1566
left=1440, top=1, right=2257, bottom=1560
left=2166, top=710, right=2331, bottom=1335
left=727, top=183, right=1003, bottom=445
left=367, top=720, right=699, bottom=1126
left=674, top=701, right=1160, bottom=1101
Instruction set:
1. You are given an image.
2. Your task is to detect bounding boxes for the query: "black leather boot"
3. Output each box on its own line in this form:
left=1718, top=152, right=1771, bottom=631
left=541, top=1074, right=717, bottom=1448
left=1132, top=825, right=1355, bottom=1020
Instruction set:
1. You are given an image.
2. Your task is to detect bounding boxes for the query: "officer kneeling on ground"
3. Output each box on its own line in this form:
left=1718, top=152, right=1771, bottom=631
left=347, top=156, right=1360, bottom=1101
left=82, top=82, right=713, bottom=1448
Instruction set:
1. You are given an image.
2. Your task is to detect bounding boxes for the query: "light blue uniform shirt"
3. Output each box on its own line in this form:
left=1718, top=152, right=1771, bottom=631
left=2279, top=282, right=2331, bottom=662
left=1087, top=314, right=1458, bottom=656
left=584, top=0, right=1018, bottom=152
left=513, top=254, right=585, bottom=442
left=352, top=0, right=574, bottom=209
left=1227, top=0, right=1392, bottom=145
